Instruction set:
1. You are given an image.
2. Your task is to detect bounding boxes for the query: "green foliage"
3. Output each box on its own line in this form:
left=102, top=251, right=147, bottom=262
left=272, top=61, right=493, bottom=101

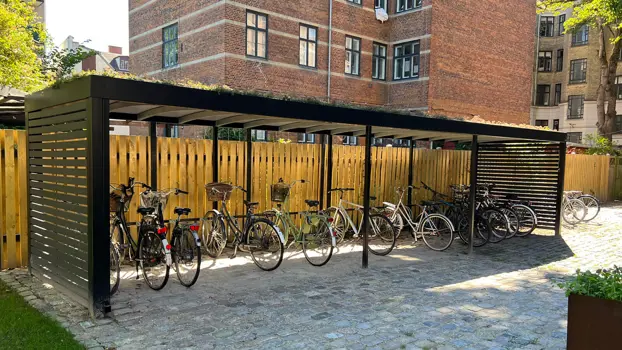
left=42, top=45, right=96, bottom=85
left=203, top=126, right=247, bottom=141
left=584, top=133, right=621, bottom=155
left=0, top=0, right=47, bottom=92
left=558, top=266, right=622, bottom=302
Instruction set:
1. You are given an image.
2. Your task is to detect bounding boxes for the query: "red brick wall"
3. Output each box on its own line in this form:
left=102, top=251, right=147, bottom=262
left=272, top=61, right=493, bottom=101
left=428, top=0, right=535, bottom=124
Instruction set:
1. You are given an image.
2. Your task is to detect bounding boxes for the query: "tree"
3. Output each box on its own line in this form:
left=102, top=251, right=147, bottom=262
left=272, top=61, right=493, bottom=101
left=538, top=0, right=622, bottom=141
left=41, top=45, right=97, bottom=85
left=0, top=0, right=47, bottom=92
left=584, top=133, right=620, bottom=155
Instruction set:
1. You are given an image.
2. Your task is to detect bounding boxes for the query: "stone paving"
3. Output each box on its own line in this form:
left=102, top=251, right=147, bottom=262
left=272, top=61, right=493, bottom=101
left=2, top=204, right=621, bottom=350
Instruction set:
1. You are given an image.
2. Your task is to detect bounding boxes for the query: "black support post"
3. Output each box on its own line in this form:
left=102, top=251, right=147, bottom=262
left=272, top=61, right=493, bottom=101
left=319, top=134, right=326, bottom=209
left=326, top=135, right=334, bottom=207
left=212, top=126, right=219, bottom=209
left=87, top=97, right=110, bottom=315
left=467, top=135, right=478, bottom=255
left=407, top=138, right=414, bottom=207
left=246, top=129, right=252, bottom=202
left=362, top=126, right=373, bottom=268
left=554, top=141, right=567, bottom=236
left=149, top=122, right=157, bottom=190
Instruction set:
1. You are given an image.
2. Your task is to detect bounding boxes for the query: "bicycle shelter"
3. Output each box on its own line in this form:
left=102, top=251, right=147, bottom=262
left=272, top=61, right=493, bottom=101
left=24, top=75, right=567, bottom=315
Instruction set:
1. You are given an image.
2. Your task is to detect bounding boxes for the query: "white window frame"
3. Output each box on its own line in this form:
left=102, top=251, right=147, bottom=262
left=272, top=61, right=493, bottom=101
left=393, top=41, right=420, bottom=80
left=343, top=136, right=358, bottom=145
left=396, top=0, right=422, bottom=13
left=345, top=36, right=361, bottom=76
left=372, top=43, right=387, bottom=80
left=298, top=133, right=315, bottom=143
left=246, top=11, right=268, bottom=58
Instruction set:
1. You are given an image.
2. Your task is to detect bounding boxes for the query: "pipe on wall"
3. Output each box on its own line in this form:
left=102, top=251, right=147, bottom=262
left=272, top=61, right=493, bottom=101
left=327, top=0, right=334, bottom=101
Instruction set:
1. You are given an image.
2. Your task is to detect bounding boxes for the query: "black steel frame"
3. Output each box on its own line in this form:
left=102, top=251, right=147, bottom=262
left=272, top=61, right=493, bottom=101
left=24, top=75, right=567, bottom=314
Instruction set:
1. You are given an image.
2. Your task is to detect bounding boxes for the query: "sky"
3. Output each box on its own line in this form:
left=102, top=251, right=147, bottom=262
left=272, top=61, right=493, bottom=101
left=45, top=0, right=130, bottom=54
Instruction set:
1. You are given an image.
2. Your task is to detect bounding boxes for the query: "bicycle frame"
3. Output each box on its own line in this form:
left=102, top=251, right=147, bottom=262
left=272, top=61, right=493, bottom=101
left=331, top=192, right=383, bottom=238
left=218, top=198, right=286, bottom=245
left=386, top=188, right=455, bottom=239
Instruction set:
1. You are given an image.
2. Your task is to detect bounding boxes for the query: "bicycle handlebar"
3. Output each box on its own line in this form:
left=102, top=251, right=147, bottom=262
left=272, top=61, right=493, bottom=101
left=328, top=188, right=354, bottom=193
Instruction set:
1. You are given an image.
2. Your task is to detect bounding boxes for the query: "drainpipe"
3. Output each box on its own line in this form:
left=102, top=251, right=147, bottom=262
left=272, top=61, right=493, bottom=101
left=532, top=15, right=541, bottom=125
left=327, top=0, right=334, bottom=101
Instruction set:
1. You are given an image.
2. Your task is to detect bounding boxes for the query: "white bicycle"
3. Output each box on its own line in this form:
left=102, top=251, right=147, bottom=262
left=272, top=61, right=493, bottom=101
left=382, top=185, right=455, bottom=251
left=326, top=188, right=396, bottom=256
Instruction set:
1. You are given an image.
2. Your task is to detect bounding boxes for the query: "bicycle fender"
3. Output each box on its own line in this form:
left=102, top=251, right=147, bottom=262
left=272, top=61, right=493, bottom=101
left=162, top=238, right=172, bottom=266
left=329, top=227, right=337, bottom=247
left=191, top=230, right=201, bottom=247
left=273, top=226, right=286, bottom=244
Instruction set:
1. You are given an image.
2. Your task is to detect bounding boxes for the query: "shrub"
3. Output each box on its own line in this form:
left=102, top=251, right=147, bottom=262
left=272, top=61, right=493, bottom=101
left=558, top=266, right=622, bottom=302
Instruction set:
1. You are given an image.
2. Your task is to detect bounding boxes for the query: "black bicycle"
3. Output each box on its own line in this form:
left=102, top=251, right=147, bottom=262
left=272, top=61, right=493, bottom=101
left=167, top=203, right=202, bottom=287
left=201, top=183, right=285, bottom=271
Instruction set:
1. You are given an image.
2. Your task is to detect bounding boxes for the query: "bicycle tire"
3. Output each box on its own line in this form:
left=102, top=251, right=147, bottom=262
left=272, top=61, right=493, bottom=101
left=200, top=210, right=226, bottom=258
left=139, top=229, right=170, bottom=290
left=456, top=214, right=490, bottom=247
left=264, top=210, right=290, bottom=244
left=326, top=207, right=348, bottom=244
left=246, top=218, right=284, bottom=271
left=110, top=242, right=120, bottom=295
left=447, top=206, right=468, bottom=244
left=110, top=222, right=125, bottom=262
left=302, top=218, right=334, bottom=266
left=512, top=204, right=536, bottom=237
left=173, top=227, right=201, bottom=287
left=383, top=206, right=404, bottom=238
left=562, top=199, right=587, bottom=225
left=578, top=195, right=600, bottom=222
left=500, top=207, right=519, bottom=239
left=482, top=208, right=508, bottom=243
left=367, top=214, right=396, bottom=256
left=419, top=214, right=454, bottom=251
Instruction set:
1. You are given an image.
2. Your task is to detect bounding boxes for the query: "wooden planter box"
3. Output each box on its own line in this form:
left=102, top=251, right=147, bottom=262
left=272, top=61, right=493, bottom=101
left=567, top=293, right=622, bottom=350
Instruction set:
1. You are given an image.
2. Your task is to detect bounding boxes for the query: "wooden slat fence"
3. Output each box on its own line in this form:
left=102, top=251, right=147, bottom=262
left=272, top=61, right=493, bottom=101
left=0, top=130, right=613, bottom=269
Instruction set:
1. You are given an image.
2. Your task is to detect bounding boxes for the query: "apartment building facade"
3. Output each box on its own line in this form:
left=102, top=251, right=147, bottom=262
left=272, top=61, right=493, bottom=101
left=129, top=0, right=536, bottom=131
left=532, top=11, right=622, bottom=144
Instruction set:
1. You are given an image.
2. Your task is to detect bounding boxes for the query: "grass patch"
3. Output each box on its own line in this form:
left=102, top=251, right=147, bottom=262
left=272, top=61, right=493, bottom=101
left=0, top=280, right=83, bottom=349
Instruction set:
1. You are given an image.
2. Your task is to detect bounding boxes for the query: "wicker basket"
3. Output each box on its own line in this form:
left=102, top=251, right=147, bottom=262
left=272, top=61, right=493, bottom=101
left=205, top=182, right=234, bottom=201
left=271, top=182, right=290, bottom=202
left=140, top=190, right=171, bottom=213
left=110, top=187, right=133, bottom=212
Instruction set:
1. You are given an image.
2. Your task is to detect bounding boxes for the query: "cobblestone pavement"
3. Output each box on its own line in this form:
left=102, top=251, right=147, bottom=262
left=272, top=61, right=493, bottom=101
left=2, top=204, right=621, bottom=350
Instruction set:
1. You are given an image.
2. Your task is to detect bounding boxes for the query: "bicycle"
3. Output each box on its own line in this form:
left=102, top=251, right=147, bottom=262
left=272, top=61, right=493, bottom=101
left=166, top=203, right=202, bottom=287
left=200, top=183, right=285, bottom=271
left=109, top=178, right=172, bottom=292
left=562, top=191, right=587, bottom=225
left=568, top=191, right=600, bottom=222
left=264, top=179, right=336, bottom=266
left=326, top=188, right=396, bottom=256
left=382, top=185, right=455, bottom=251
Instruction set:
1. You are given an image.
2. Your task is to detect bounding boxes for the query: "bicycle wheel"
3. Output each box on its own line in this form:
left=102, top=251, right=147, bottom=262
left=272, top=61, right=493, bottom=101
left=139, top=230, right=170, bottom=290
left=110, top=242, right=120, bottom=295
left=325, top=207, right=347, bottom=244
left=578, top=195, right=600, bottom=222
left=246, top=218, right=284, bottom=271
left=173, top=228, right=201, bottom=287
left=302, top=218, right=334, bottom=266
left=456, top=214, right=490, bottom=247
left=367, top=214, right=396, bottom=256
left=200, top=210, right=226, bottom=258
left=500, top=207, right=519, bottom=239
left=419, top=214, right=454, bottom=251
left=383, top=206, right=404, bottom=238
left=482, top=208, right=508, bottom=243
left=562, top=199, right=587, bottom=225
left=264, top=211, right=290, bottom=244
left=110, top=222, right=125, bottom=262
left=512, top=204, right=536, bottom=237
left=446, top=207, right=468, bottom=244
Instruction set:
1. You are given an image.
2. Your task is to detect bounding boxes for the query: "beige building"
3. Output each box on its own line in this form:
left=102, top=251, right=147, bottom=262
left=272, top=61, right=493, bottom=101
left=531, top=10, right=622, bottom=144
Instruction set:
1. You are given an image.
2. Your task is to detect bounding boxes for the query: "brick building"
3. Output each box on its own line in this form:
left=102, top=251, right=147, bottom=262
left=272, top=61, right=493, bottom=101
left=128, top=0, right=536, bottom=141
left=531, top=11, right=622, bottom=145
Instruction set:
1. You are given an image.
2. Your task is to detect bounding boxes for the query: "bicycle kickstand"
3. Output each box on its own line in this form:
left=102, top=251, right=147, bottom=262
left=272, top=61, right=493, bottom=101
left=135, top=260, right=140, bottom=280
left=229, top=243, right=238, bottom=259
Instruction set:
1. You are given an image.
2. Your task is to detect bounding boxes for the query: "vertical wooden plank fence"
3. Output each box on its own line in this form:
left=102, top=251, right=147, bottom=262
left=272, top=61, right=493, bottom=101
left=0, top=130, right=614, bottom=269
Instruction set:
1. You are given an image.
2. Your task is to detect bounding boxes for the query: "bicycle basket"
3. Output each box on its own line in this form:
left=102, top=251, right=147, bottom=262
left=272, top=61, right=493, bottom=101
left=140, top=190, right=171, bottom=213
left=205, top=182, right=233, bottom=201
left=110, top=187, right=134, bottom=212
left=270, top=182, right=290, bottom=202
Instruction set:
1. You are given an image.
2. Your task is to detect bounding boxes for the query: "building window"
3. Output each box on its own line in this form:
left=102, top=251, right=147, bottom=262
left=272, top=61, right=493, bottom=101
left=569, top=59, right=587, bottom=84
left=251, top=130, right=266, bottom=141
left=347, top=0, right=362, bottom=5
left=298, top=133, right=315, bottom=143
left=557, top=14, right=566, bottom=36
left=553, top=119, right=559, bottom=131
left=372, top=43, right=387, bottom=80
left=540, top=16, right=554, bottom=37
left=246, top=11, right=268, bottom=58
left=536, top=85, right=551, bottom=106
left=397, top=0, right=422, bottom=13
left=343, top=136, right=358, bottom=145
left=556, top=49, right=564, bottom=72
left=567, top=132, right=582, bottom=144
left=554, top=83, right=562, bottom=106
left=568, top=95, right=584, bottom=119
left=535, top=120, right=549, bottom=127
left=162, top=24, right=178, bottom=68
left=615, top=115, right=622, bottom=134
left=538, top=51, right=552, bottom=72
left=393, top=41, right=420, bottom=80
left=571, top=25, right=589, bottom=46
left=345, top=36, right=361, bottom=75
left=299, top=24, right=317, bottom=68
left=616, top=76, right=622, bottom=100
left=375, top=0, right=387, bottom=10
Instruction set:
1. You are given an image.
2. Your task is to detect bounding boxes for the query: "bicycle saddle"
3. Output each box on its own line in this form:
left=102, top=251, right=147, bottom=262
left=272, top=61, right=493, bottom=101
left=369, top=196, right=377, bottom=201
left=244, top=200, right=259, bottom=207
left=305, top=199, right=320, bottom=207
left=174, top=207, right=191, bottom=215
left=421, top=200, right=436, bottom=206
left=137, top=207, right=155, bottom=215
